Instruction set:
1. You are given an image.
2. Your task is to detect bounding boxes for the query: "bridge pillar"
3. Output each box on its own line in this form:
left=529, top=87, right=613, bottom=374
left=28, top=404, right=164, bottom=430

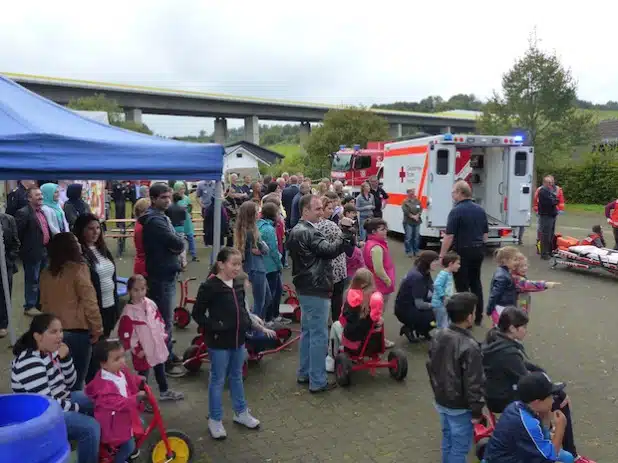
left=389, top=123, right=402, bottom=139
left=244, top=115, right=260, bottom=145
left=125, top=108, right=142, bottom=125
left=441, top=126, right=452, bottom=134
left=299, top=121, right=311, bottom=147
left=214, top=117, right=228, bottom=145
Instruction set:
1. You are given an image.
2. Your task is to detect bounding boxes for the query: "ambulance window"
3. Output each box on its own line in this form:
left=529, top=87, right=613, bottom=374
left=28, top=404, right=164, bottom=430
left=355, top=156, right=371, bottom=170
left=514, top=152, right=527, bottom=176
left=436, top=149, right=449, bottom=175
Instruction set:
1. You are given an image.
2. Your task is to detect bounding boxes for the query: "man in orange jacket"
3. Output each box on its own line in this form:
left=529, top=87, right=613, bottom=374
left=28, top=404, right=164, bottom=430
left=530, top=175, right=565, bottom=251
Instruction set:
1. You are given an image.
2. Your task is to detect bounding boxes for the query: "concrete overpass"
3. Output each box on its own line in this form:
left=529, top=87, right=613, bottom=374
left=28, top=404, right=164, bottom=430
left=3, top=72, right=478, bottom=145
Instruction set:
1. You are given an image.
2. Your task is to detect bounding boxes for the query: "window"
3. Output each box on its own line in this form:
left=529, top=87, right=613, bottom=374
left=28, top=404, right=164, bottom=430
left=436, top=149, right=449, bottom=175
left=236, top=152, right=243, bottom=158
left=354, top=156, right=371, bottom=170
left=514, top=151, right=527, bottom=176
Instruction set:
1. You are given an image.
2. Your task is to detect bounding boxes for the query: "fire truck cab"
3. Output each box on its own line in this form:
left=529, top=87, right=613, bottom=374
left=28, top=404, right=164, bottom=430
left=331, top=142, right=386, bottom=194
left=382, top=134, right=534, bottom=247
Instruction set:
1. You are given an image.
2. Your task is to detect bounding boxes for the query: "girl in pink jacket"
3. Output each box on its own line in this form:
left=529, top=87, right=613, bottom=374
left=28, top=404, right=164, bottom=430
left=118, top=275, right=184, bottom=402
left=85, top=340, right=143, bottom=463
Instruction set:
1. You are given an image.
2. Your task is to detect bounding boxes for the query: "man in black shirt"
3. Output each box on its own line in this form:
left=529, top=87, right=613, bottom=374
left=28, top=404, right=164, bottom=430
left=537, top=176, right=559, bottom=260
left=440, top=180, right=488, bottom=325
left=369, top=176, right=389, bottom=218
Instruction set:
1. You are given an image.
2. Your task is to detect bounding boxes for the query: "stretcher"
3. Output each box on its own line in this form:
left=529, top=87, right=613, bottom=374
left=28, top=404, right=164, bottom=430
left=551, top=234, right=618, bottom=275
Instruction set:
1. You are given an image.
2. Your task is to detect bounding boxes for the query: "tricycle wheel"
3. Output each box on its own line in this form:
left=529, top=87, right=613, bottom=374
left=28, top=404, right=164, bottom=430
left=334, top=353, right=353, bottom=387
left=173, top=307, right=191, bottom=329
left=475, top=437, right=489, bottom=461
left=388, top=349, right=408, bottom=381
left=149, top=429, right=194, bottom=462
left=182, top=346, right=202, bottom=373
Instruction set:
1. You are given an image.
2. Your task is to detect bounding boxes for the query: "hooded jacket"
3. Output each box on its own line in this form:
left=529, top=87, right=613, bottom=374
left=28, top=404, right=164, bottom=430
left=257, top=218, right=282, bottom=274
left=486, top=265, right=517, bottom=315
left=481, top=329, right=544, bottom=412
left=341, top=289, right=383, bottom=347
left=64, top=184, right=90, bottom=228
left=138, top=207, right=185, bottom=279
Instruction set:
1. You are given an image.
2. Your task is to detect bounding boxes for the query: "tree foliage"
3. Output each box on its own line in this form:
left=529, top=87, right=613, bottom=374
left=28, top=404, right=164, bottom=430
left=304, top=108, right=389, bottom=177
left=373, top=94, right=484, bottom=113
left=478, top=37, right=595, bottom=169
left=67, top=94, right=153, bottom=134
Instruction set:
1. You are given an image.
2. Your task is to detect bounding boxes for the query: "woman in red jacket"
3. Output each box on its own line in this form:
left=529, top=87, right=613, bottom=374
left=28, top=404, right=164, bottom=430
left=132, top=198, right=150, bottom=276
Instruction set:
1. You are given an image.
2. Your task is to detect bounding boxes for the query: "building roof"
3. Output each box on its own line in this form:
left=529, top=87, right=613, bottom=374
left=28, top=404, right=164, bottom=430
left=225, top=141, right=284, bottom=165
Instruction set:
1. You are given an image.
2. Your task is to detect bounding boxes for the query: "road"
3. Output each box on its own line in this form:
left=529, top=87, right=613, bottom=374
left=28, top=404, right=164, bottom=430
left=1, top=212, right=616, bottom=462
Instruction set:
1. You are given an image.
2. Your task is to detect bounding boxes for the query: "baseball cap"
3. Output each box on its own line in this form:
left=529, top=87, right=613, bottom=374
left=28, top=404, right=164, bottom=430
left=517, top=372, right=565, bottom=403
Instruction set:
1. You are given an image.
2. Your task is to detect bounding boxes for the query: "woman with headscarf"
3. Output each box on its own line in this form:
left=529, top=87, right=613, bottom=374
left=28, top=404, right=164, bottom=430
left=64, top=183, right=91, bottom=229
left=41, top=183, right=70, bottom=235
left=173, top=181, right=199, bottom=262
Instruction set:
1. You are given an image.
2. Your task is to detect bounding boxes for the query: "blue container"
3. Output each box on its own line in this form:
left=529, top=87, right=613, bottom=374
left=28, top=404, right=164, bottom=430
left=0, top=394, right=70, bottom=463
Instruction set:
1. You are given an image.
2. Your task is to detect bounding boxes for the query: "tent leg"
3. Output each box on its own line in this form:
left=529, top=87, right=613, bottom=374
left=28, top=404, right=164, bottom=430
left=212, top=181, right=222, bottom=265
left=0, top=223, right=16, bottom=346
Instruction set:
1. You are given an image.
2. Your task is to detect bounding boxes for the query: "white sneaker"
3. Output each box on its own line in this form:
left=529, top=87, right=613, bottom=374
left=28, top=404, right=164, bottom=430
left=208, top=418, right=227, bottom=440
left=233, top=409, right=260, bottom=429
left=325, top=355, right=335, bottom=373
left=274, top=316, right=292, bottom=325
left=385, top=339, right=395, bottom=349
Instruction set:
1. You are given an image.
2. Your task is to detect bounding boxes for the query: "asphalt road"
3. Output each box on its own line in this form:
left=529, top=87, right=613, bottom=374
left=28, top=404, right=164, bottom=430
left=1, top=212, right=616, bottom=462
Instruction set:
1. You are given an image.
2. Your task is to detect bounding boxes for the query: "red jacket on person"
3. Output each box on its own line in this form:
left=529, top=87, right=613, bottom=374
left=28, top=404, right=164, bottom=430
left=532, top=185, right=565, bottom=213
left=133, top=221, right=147, bottom=276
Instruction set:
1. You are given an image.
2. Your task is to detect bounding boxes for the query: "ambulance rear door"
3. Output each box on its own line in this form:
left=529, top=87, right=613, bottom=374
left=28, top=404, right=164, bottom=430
left=427, top=144, right=456, bottom=228
left=506, top=146, right=534, bottom=227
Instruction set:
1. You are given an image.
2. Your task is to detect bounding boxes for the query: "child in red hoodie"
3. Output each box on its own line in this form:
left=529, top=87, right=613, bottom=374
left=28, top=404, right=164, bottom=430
left=85, top=340, right=144, bottom=463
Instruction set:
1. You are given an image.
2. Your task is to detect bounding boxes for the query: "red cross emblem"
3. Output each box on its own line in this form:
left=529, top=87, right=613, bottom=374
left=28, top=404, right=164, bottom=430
left=399, top=167, right=406, bottom=183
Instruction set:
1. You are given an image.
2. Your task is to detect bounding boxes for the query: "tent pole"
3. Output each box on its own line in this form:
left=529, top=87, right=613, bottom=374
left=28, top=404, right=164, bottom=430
left=212, top=181, right=222, bottom=264
left=0, top=223, right=16, bottom=346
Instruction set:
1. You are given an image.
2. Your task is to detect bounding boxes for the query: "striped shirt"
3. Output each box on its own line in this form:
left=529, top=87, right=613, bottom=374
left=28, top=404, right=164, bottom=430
left=90, top=246, right=116, bottom=308
left=11, top=349, right=79, bottom=412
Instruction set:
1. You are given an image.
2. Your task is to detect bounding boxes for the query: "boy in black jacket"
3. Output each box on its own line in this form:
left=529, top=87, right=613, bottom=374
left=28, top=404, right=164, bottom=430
left=426, top=292, right=484, bottom=463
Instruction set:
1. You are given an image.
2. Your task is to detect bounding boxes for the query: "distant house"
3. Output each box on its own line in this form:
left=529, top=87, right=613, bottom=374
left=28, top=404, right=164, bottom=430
left=224, top=141, right=284, bottom=179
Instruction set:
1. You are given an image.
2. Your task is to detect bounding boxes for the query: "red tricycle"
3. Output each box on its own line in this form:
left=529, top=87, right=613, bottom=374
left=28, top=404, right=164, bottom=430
left=173, top=278, right=196, bottom=329
left=99, top=383, right=194, bottom=462
left=334, top=324, right=408, bottom=387
left=280, top=283, right=302, bottom=323
left=473, top=410, right=497, bottom=461
left=182, top=326, right=301, bottom=378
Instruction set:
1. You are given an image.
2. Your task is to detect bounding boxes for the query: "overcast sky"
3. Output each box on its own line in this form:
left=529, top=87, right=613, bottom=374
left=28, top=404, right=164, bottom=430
left=2, top=1, right=616, bottom=136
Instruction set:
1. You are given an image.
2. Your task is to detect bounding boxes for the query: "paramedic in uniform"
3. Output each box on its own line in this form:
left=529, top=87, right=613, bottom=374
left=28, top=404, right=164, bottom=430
left=439, top=180, right=488, bottom=325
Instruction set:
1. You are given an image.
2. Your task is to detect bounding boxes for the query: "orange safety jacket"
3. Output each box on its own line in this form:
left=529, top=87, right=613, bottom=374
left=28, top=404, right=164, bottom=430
left=532, top=185, right=565, bottom=213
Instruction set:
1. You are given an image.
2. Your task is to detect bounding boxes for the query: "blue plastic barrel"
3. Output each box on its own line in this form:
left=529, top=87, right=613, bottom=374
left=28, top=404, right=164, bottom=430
left=0, top=394, right=70, bottom=463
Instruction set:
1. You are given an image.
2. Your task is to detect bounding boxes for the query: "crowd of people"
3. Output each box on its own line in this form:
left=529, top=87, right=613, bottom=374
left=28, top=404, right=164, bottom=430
left=0, top=172, right=598, bottom=462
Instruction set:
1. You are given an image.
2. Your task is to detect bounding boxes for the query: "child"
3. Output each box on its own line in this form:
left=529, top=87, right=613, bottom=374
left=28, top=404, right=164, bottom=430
left=166, top=193, right=188, bottom=269
left=257, top=202, right=283, bottom=324
left=580, top=225, right=605, bottom=248
left=85, top=340, right=143, bottom=463
left=343, top=203, right=365, bottom=282
left=325, top=269, right=382, bottom=372
left=486, top=246, right=520, bottom=326
left=426, top=292, right=484, bottom=463
left=431, top=251, right=460, bottom=329
left=192, top=247, right=277, bottom=440
left=118, top=275, right=186, bottom=396
left=511, top=254, right=560, bottom=313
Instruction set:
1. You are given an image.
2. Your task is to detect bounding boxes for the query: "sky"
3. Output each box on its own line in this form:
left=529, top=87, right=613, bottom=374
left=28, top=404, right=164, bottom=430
left=2, top=0, right=617, bottom=137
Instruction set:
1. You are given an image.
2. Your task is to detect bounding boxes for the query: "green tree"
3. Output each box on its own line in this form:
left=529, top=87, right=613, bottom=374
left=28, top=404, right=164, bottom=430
left=478, top=35, right=595, bottom=170
left=67, top=94, right=153, bottom=134
left=304, top=108, right=389, bottom=177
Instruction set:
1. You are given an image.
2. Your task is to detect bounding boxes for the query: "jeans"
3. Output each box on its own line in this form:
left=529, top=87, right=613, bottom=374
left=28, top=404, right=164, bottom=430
left=64, top=392, right=100, bottom=463
left=437, top=408, right=473, bottom=463
left=138, top=363, right=168, bottom=393
left=63, top=330, right=92, bottom=391
left=0, top=272, right=13, bottom=329
left=538, top=215, right=556, bottom=257
left=147, top=277, right=177, bottom=356
left=248, top=270, right=271, bottom=320
left=403, top=222, right=420, bottom=255
left=297, top=295, right=329, bottom=390
left=208, top=346, right=248, bottom=421
left=265, top=271, right=282, bottom=321
left=22, top=255, right=47, bottom=310
left=433, top=305, right=448, bottom=329
left=114, top=438, right=136, bottom=463
left=330, top=280, right=345, bottom=322
left=186, top=233, right=197, bottom=258
left=453, top=246, right=485, bottom=322
left=358, top=221, right=368, bottom=242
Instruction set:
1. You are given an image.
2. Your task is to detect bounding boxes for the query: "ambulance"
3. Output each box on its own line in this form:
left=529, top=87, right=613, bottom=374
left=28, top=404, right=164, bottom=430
left=381, top=134, right=534, bottom=248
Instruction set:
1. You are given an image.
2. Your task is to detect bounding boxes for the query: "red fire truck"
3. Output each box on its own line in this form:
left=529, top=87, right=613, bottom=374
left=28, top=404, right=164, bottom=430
left=330, top=142, right=387, bottom=194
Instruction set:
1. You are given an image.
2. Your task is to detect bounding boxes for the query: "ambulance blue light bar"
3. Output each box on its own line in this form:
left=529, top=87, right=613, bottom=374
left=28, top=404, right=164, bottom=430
left=443, top=133, right=453, bottom=141
left=514, top=135, right=523, bottom=143
left=339, top=145, right=347, bottom=150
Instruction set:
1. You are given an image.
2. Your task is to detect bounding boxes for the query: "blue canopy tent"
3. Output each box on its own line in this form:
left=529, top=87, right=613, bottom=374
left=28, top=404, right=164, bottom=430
left=0, top=74, right=225, bottom=344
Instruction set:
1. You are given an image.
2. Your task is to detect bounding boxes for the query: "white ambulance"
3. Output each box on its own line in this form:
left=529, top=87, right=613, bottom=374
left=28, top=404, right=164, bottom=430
left=381, top=134, right=534, bottom=248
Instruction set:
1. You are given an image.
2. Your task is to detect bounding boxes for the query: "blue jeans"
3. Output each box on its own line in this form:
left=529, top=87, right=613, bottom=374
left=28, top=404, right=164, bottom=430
left=248, top=271, right=271, bottom=320
left=404, top=222, right=420, bottom=255
left=63, top=330, right=92, bottom=391
left=265, top=271, right=282, bottom=321
left=186, top=234, right=197, bottom=258
left=22, top=255, right=47, bottom=310
left=147, top=277, right=177, bottom=356
left=208, top=346, right=248, bottom=421
left=437, top=407, right=473, bottom=463
left=297, top=295, right=329, bottom=390
left=114, top=438, right=136, bottom=463
left=358, top=221, right=368, bottom=242
left=65, top=392, right=100, bottom=463
left=433, top=305, right=448, bottom=329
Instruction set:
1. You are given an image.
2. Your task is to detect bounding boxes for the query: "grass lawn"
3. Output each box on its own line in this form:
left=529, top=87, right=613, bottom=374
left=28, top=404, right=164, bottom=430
left=266, top=143, right=302, bottom=157
left=564, top=203, right=605, bottom=214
